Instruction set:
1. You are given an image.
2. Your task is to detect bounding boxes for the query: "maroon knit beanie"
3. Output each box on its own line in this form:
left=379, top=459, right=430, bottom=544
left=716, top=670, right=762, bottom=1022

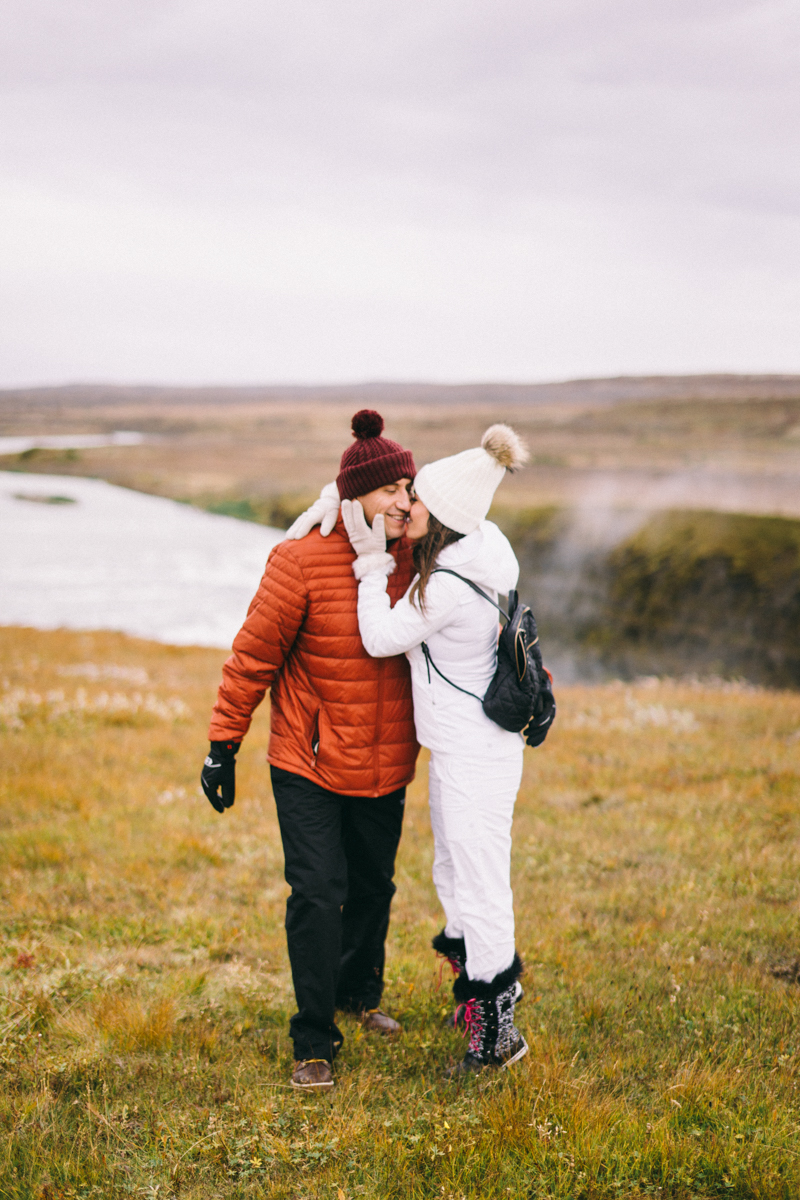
left=336, top=410, right=416, bottom=501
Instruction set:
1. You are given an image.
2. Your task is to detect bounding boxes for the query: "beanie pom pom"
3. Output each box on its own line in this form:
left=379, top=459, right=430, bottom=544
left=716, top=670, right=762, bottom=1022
left=351, top=409, right=385, bottom=439
left=481, top=423, right=529, bottom=472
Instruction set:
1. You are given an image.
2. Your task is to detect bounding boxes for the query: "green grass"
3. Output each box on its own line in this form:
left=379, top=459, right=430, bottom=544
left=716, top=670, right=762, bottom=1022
left=2, top=628, right=800, bottom=1197
left=199, top=494, right=317, bottom=531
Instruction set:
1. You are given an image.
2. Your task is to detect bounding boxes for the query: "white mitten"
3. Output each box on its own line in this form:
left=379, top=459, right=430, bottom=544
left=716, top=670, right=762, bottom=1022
left=284, top=482, right=340, bottom=540
left=341, top=499, right=395, bottom=579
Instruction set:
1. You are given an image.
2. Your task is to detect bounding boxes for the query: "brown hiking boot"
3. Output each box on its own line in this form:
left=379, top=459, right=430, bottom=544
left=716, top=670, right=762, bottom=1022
left=291, top=1059, right=334, bottom=1090
left=360, top=1008, right=402, bottom=1036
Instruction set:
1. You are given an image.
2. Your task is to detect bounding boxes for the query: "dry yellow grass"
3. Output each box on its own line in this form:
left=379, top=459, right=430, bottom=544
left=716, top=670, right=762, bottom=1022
left=2, top=626, right=800, bottom=1198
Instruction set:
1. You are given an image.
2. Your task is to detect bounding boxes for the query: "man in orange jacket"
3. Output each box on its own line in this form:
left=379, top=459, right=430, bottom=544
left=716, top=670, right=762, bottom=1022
left=201, top=411, right=419, bottom=1090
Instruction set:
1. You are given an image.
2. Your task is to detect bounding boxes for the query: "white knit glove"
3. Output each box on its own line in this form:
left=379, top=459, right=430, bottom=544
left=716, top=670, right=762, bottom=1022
left=341, top=499, right=396, bottom=580
left=284, top=482, right=340, bottom=540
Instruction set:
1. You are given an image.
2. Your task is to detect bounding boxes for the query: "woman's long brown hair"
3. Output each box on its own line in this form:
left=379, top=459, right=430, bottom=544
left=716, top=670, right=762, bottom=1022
left=409, top=513, right=464, bottom=611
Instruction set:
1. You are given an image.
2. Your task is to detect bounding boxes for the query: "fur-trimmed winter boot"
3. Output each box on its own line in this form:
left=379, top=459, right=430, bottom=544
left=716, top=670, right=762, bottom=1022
left=432, top=929, right=466, bottom=979
left=433, top=930, right=470, bottom=1029
left=435, top=930, right=524, bottom=1028
left=447, top=954, right=528, bottom=1076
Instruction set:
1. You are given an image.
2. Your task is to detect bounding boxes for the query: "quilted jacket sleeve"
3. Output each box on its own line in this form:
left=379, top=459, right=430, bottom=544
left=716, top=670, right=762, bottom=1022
left=208, top=543, right=308, bottom=740
left=356, top=569, right=461, bottom=658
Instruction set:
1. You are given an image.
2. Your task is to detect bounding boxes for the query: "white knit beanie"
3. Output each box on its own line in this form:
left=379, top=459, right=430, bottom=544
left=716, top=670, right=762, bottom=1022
left=413, top=424, right=529, bottom=535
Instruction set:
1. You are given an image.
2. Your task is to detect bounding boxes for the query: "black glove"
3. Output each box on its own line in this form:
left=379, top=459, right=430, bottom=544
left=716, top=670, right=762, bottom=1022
left=525, top=681, right=556, bottom=748
left=201, top=740, right=241, bottom=813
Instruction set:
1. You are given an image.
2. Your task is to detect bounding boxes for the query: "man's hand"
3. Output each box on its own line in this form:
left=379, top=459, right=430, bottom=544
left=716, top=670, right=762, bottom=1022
left=341, top=499, right=387, bottom=555
left=284, top=482, right=341, bottom=540
left=201, top=740, right=241, bottom=813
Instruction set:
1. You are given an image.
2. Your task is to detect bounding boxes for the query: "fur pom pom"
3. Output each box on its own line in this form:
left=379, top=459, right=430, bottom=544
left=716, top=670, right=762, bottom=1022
left=351, top=409, right=385, bottom=439
left=481, top=423, right=529, bottom=472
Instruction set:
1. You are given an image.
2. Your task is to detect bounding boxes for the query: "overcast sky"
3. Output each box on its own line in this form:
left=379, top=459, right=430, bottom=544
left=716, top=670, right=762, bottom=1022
left=1, top=0, right=798, bottom=386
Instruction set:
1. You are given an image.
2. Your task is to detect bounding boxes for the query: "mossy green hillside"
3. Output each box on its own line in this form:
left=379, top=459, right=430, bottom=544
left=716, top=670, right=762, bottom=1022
left=201, top=493, right=317, bottom=530
left=596, top=511, right=800, bottom=685
left=492, top=506, right=800, bottom=686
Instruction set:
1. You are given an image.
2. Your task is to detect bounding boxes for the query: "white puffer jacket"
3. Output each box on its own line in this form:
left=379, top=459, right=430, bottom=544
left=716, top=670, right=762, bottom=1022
left=356, top=520, right=524, bottom=756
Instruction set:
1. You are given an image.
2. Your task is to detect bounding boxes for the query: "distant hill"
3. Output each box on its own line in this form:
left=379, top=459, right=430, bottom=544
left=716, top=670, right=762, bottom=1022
left=3, top=374, right=800, bottom=686
left=3, top=373, right=800, bottom=527
left=3, top=374, right=800, bottom=412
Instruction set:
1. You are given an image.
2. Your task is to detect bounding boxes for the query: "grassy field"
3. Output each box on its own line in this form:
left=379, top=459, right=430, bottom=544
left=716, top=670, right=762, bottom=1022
left=3, top=627, right=800, bottom=1198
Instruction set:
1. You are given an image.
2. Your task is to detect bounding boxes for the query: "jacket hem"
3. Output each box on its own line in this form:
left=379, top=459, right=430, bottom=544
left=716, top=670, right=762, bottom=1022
left=267, top=754, right=416, bottom=799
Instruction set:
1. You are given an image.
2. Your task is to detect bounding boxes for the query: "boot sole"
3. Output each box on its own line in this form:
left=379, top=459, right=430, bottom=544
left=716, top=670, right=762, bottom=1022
left=500, top=1035, right=529, bottom=1069
left=444, top=1036, right=529, bottom=1080
left=291, top=1078, right=335, bottom=1090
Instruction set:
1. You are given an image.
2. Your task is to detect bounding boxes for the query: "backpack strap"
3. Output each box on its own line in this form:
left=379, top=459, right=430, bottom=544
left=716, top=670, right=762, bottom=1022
left=430, top=568, right=509, bottom=621
left=419, top=568, right=510, bottom=704
left=434, top=568, right=539, bottom=648
left=420, top=641, right=483, bottom=703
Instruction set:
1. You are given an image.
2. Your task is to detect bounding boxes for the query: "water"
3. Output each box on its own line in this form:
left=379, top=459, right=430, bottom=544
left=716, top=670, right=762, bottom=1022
left=0, top=431, right=146, bottom=454
left=0, top=472, right=284, bottom=648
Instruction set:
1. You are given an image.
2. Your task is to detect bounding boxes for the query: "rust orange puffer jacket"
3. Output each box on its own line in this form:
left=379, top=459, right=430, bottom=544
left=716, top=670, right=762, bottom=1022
left=209, top=518, right=419, bottom=797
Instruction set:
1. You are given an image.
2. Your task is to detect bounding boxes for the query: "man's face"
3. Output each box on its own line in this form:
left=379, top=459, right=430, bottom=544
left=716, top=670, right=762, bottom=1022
left=357, top=478, right=413, bottom=541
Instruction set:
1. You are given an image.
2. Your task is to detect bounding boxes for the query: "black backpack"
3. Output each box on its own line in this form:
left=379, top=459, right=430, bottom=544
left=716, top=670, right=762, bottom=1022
left=420, top=569, right=556, bottom=748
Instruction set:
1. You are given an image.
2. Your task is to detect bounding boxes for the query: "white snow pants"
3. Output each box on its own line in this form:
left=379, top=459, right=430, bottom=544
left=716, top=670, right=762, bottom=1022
left=427, top=744, right=523, bottom=984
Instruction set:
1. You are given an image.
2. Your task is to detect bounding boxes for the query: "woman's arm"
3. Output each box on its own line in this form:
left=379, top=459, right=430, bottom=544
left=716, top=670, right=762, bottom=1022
left=357, top=569, right=460, bottom=658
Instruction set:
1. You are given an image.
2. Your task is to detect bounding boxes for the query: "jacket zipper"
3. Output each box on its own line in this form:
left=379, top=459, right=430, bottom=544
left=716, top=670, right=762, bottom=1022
left=373, top=660, right=385, bottom=795
left=310, top=708, right=321, bottom=765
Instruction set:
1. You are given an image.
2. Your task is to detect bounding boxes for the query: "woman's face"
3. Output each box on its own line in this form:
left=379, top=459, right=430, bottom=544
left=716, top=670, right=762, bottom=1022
left=405, top=496, right=430, bottom=541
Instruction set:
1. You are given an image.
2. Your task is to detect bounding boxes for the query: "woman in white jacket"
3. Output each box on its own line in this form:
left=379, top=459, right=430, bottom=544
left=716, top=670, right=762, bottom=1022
left=341, top=424, right=530, bottom=1075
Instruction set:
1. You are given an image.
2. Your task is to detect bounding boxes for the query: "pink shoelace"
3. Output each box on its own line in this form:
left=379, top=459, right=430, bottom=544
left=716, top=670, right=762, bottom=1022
left=435, top=952, right=462, bottom=990
left=454, top=998, right=484, bottom=1052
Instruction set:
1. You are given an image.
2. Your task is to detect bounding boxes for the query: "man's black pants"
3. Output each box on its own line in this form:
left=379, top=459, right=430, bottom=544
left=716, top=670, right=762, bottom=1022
left=270, top=766, right=406, bottom=1063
